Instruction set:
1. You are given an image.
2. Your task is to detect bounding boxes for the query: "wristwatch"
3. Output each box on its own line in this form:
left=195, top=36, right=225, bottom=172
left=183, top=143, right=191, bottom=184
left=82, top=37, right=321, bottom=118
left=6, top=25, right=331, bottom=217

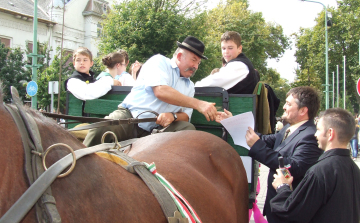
left=171, top=112, right=177, bottom=122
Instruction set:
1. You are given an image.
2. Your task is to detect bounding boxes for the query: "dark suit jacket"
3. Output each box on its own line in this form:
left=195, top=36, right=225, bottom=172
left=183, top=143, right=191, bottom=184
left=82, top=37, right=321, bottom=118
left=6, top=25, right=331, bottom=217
left=248, top=120, right=323, bottom=223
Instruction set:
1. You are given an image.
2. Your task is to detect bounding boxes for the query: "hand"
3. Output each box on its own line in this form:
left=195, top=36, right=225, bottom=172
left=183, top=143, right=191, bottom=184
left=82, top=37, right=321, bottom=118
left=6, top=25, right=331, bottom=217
left=113, top=80, right=122, bottom=86
left=245, top=127, right=260, bottom=147
left=197, top=101, right=217, bottom=121
left=215, top=108, right=233, bottom=123
left=156, top=113, right=174, bottom=127
left=272, top=169, right=293, bottom=190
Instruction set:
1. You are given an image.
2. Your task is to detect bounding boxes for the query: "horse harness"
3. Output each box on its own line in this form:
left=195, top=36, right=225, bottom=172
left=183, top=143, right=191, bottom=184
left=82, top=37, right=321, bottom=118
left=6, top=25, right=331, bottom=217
left=1, top=87, right=188, bottom=223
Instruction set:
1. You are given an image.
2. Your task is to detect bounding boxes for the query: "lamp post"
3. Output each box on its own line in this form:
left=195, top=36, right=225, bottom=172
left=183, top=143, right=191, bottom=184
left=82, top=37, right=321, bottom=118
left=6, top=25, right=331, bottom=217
left=301, top=0, right=330, bottom=109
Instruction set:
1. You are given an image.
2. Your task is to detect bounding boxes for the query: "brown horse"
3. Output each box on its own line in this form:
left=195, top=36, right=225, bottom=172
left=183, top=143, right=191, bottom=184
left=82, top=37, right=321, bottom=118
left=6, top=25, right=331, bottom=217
left=0, top=89, right=249, bottom=222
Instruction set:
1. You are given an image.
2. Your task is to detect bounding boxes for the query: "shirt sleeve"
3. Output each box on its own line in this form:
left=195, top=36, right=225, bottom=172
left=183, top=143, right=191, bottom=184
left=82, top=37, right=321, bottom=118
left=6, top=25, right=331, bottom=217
left=194, top=61, right=249, bottom=90
left=67, top=76, right=113, bottom=100
left=270, top=171, right=325, bottom=222
left=140, top=55, right=172, bottom=89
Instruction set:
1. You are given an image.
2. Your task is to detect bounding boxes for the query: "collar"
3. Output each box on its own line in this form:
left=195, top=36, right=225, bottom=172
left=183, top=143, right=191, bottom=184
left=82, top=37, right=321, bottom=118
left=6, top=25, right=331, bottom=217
left=170, top=58, right=179, bottom=70
left=75, top=70, right=94, bottom=77
left=318, top=148, right=350, bottom=162
left=287, top=120, right=308, bottom=136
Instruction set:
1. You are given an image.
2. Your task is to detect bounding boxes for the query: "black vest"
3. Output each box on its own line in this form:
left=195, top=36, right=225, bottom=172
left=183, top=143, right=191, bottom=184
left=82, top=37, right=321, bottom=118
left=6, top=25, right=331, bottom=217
left=64, top=70, right=95, bottom=91
left=226, top=53, right=259, bottom=94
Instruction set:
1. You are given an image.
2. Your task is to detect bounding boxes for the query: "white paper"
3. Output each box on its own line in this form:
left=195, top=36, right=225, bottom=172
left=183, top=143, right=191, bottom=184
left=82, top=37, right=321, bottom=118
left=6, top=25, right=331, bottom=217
left=240, top=156, right=252, bottom=183
left=220, top=111, right=255, bottom=150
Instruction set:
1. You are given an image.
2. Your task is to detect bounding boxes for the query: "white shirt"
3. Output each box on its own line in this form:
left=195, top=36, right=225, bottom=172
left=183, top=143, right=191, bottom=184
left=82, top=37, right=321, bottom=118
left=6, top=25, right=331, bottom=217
left=194, top=61, right=249, bottom=90
left=115, top=71, right=135, bottom=86
left=66, top=76, right=113, bottom=101
left=121, top=54, right=194, bottom=132
left=287, top=120, right=308, bottom=137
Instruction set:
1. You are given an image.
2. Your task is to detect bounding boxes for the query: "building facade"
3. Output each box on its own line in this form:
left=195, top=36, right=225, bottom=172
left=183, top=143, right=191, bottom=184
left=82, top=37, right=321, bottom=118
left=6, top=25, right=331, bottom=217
left=0, top=0, right=111, bottom=59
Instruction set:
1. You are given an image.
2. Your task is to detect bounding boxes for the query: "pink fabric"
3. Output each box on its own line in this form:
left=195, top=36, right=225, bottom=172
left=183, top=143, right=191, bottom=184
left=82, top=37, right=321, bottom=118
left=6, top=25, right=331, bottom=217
left=249, top=170, right=268, bottom=223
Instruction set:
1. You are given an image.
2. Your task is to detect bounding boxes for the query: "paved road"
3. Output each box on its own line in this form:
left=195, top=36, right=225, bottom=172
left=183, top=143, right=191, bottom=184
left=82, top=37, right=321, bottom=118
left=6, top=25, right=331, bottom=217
left=249, top=154, right=360, bottom=223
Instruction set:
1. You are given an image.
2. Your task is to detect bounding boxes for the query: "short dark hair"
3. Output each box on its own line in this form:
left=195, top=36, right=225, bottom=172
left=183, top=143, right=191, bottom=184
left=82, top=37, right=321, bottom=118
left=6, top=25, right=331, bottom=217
left=287, top=86, right=320, bottom=120
left=221, top=31, right=242, bottom=47
left=73, top=47, right=93, bottom=62
left=319, top=108, right=355, bottom=144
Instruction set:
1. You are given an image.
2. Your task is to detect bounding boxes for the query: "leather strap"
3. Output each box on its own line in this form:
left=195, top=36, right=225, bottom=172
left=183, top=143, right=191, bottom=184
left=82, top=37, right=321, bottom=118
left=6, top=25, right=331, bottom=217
left=103, top=150, right=178, bottom=220
left=68, top=117, right=158, bottom=131
left=0, top=143, right=116, bottom=223
left=9, top=87, right=61, bottom=223
left=42, top=112, right=109, bottom=123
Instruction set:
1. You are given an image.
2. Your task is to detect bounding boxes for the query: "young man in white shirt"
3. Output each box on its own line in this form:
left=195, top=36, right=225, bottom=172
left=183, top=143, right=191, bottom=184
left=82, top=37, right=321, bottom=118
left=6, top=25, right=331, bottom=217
left=195, top=31, right=259, bottom=94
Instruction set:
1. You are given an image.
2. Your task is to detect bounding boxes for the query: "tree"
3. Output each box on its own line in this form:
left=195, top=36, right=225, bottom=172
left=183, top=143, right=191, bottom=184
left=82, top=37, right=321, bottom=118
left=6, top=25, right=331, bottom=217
left=261, top=68, right=291, bottom=117
left=294, top=0, right=360, bottom=113
left=37, top=48, right=73, bottom=112
left=0, top=43, right=31, bottom=102
left=193, top=0, right=290, bottom=82
left=99, top=0, right=207, bottom=66
left=25, top=41, right=52, bottom=74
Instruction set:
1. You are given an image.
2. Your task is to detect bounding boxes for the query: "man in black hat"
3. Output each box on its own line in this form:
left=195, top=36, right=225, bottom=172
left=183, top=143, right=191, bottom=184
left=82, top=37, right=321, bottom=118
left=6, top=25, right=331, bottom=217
left=84, top=36, right=218, bottom=146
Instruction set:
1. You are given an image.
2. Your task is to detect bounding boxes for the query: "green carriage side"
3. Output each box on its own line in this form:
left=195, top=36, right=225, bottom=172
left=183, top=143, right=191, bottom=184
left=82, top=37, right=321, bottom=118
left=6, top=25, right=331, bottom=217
left=66, top=86, right=259, bottom=208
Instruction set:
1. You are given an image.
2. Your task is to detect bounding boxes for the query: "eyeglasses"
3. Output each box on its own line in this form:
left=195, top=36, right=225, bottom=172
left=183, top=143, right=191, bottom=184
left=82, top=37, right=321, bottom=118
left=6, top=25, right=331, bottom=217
left=118, top=63, right=127, bottom=67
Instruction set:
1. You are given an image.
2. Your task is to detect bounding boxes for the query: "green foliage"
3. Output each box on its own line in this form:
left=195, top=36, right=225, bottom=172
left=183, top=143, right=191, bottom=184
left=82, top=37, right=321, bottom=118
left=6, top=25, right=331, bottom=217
left=0, top=43, right=31, bottom=102
left=194, top=0, right=290, bottom=82
left=261, top=68, right=291, bottom=117
left=92, top=57, right=105, bottom=79
left=37, top=48, right=73, bottom=111
left=99, top=0, right=207, bottom=65
left=25, top=41, right=52, bottom=74
left=294, top=0, right=360, bottom=113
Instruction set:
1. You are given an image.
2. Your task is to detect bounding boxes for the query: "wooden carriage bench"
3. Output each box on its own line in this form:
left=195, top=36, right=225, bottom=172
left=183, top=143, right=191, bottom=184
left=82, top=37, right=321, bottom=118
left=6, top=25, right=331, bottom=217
left=66, top=86, right=259, bottom=208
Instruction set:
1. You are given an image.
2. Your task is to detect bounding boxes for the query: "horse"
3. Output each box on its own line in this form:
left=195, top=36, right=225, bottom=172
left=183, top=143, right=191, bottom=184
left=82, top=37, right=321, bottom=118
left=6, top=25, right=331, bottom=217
left=0, top=87, right=249, bottom=223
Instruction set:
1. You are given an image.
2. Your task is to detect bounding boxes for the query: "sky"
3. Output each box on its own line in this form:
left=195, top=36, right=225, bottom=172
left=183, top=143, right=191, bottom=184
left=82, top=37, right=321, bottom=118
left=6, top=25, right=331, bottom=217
left=247, top=0, right=338, bottom=82
left=207, top=0, right=339, bottom=82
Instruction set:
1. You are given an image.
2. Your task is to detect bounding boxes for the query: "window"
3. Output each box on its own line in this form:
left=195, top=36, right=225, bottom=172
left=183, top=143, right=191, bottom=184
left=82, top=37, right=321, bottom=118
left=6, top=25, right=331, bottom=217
left=97, top=22, right=103, bottom=37
left=103, top=3, right=107, bottom=12
left=0, top=37, right=11, bottom=48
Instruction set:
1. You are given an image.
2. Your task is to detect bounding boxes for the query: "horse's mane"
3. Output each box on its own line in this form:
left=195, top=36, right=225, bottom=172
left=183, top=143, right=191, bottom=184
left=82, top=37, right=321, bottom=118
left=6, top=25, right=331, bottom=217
left=24, top=106, right=67, bottom=131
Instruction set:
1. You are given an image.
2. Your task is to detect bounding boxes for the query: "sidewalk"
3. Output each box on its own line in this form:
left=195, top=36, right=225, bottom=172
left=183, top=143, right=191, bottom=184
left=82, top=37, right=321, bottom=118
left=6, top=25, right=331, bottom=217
left=249, top=155, right=360, bottom=223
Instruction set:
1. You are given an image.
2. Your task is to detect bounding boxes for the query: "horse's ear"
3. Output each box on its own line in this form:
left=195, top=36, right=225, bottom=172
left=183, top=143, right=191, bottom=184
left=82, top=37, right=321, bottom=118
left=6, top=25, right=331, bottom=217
left=10, top=86, right=23, bottom=106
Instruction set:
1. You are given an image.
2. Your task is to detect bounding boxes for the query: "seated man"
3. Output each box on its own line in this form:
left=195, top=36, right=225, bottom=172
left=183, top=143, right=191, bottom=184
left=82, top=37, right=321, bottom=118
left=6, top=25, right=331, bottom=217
left=195, top=31, right=259, bottom=94
left=83, top=36, right=218, bottom=147
left=271, top=108, right=360, bottom=223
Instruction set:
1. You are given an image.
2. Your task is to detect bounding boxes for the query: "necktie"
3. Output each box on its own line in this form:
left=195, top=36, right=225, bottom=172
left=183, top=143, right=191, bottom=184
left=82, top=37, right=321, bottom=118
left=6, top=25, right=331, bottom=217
left=282, top=128, right=290, bottom=142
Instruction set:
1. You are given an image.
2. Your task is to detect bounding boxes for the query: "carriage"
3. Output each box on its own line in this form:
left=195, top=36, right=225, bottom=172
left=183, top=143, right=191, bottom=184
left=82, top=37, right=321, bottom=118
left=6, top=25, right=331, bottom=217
left=65, top=86, right=261, bottom=207
left=0, top=85, right=265, bottom=222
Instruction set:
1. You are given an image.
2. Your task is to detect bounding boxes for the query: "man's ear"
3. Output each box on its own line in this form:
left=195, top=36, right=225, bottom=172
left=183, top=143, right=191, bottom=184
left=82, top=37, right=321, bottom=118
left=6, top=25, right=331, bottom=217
left=90, top=61, right=94, bottom=67
left=299, top=106, right=308, bottom=117
left=176, top=51, right=183, bottom=61
left=328, top=128, right=335, bottom=141
left=238, top=45, right=243, bottom=53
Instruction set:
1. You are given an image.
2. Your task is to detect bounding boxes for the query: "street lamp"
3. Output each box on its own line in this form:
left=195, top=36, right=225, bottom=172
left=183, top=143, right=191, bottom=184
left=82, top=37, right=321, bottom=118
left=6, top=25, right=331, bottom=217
left=301, top=0, right=330, bottom=109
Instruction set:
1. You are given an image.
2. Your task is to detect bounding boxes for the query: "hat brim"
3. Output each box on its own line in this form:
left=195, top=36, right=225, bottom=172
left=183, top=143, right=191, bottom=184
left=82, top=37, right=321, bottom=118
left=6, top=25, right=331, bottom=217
left=177, top=41, right=208, bottom=60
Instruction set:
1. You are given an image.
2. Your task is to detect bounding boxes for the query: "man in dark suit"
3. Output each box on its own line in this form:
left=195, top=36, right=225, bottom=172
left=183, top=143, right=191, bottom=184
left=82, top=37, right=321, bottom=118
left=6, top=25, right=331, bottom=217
left=270, top=108, right=360, bottom=223
left=245, top=86, right=323, bottom=223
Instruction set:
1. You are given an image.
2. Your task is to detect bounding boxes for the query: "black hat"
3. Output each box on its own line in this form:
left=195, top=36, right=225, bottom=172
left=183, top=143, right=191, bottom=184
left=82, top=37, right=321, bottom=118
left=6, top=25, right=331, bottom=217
left=177, top=36, right=208, bottom=60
